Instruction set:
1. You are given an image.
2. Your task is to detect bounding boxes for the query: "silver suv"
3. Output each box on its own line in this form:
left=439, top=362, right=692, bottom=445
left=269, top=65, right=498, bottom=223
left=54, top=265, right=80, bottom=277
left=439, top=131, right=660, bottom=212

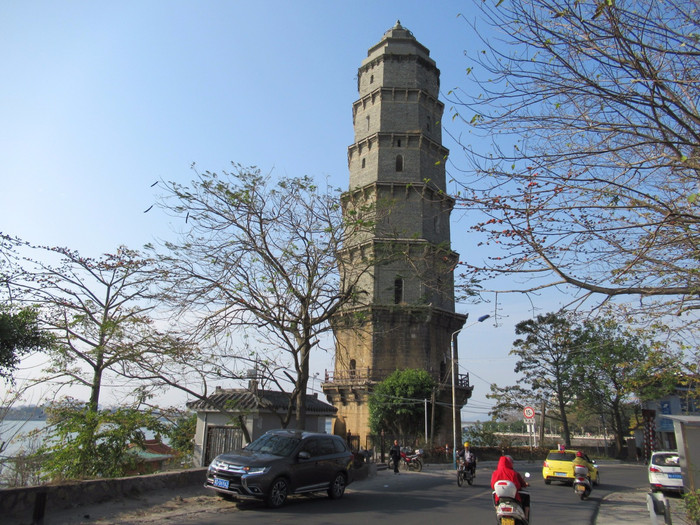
left=205, top=429, right=354, bottom=508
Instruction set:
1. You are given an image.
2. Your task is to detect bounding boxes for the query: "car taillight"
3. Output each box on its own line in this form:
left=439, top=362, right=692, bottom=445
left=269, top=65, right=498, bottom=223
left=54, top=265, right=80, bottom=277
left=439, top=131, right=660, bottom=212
left=650, top=466, right=662, bottom=473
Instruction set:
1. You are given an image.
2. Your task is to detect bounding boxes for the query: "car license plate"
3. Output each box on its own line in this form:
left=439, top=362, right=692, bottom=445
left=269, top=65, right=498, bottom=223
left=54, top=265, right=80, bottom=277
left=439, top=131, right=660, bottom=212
left=668, top=473, right=682, bottom=479
left=575, top=484, right=586, bottom=492
left=213, top=478, right=230, bottom=489
left=501, top=518, right=515, bottom=525
left=555, top=472, right=567, bottom=476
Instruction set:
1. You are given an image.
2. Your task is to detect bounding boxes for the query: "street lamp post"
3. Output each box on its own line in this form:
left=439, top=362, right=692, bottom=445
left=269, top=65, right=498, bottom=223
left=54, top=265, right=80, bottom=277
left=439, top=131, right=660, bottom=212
left=450, top=314, right=490, bottom=469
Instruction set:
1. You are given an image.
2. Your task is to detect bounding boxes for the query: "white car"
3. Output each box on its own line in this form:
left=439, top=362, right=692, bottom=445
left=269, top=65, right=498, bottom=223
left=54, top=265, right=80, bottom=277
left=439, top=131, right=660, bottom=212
left=649, top=451, right=684, bottom=493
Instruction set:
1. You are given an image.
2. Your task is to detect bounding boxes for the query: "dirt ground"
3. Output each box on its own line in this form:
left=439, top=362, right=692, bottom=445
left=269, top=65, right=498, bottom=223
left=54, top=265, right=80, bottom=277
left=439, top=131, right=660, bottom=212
left=33, top=485, right=234, bottom=525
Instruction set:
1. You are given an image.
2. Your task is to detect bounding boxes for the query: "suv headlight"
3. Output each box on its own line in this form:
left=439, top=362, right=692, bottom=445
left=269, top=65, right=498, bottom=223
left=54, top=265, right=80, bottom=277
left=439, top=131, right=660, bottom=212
left=244, top=466, right=269, bottom=475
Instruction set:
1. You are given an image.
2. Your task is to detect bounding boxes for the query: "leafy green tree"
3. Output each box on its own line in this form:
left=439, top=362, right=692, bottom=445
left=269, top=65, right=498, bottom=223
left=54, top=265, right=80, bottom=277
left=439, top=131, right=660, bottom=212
left=36, top=398, right=167, bottom=480
left=166, top=411, right=197, bottom=458
left=450, top=0, right=700, bottom=330
left=368, top=369, right=436, bottom=438
left=573, top=319, right=679, bottom=457
left=0, top=306, right=53, bottom=381
left=464, top=420, right=513, bottom=447
left=489, top=313, right=578, bottom=446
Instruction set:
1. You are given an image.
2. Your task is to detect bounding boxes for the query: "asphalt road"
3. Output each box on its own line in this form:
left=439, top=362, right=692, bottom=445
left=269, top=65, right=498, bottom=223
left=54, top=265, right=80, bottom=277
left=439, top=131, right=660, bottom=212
left=46, top=461, right=649, bottom=525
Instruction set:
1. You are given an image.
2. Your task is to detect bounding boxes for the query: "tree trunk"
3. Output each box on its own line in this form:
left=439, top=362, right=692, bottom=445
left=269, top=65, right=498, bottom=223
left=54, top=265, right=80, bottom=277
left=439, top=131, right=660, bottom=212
left=237, top=415, right=251, bottom=443
left=538, top=399, right=546, bottom=446
left=558, top=390, right=571, bottom=447
left=295, top=342, right=310, bottom=429
left=611, top=399, right=626, bottom=458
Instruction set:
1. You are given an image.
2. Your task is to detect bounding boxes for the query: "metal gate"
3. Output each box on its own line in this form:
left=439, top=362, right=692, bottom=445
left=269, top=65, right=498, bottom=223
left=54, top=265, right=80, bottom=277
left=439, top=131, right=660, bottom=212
left=204, top=425, right=244, bottom=465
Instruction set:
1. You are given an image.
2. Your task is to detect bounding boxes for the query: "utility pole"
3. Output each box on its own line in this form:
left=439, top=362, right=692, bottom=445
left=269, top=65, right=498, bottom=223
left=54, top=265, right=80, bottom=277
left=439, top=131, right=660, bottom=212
left=430, top=388, right=436, bottom=445
left=424, top=398, right=428, bottom=443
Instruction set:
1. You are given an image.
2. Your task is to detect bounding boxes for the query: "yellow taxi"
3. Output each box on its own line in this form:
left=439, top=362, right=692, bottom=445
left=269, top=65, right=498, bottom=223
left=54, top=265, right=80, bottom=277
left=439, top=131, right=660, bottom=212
left=542, top=449, right=599, bottom=485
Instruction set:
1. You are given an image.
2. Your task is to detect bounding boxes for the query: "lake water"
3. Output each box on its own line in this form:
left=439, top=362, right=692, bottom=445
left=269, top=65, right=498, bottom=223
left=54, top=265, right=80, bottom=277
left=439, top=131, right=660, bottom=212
left=0, top=419, right=48, bottom=457
left=0, top=419, right=169, bottom=458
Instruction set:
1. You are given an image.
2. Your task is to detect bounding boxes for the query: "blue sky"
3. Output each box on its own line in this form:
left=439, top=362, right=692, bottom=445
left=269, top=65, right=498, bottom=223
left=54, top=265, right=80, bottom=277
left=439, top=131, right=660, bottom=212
left=1, top=1, right=551, bottom=417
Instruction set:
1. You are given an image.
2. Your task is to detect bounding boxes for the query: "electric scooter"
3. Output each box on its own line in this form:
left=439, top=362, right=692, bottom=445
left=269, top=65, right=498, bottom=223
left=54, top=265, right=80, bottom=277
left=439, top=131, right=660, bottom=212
left=492, top=473, right=530, bottom=525
left=573, top=464, right=592, bottom=500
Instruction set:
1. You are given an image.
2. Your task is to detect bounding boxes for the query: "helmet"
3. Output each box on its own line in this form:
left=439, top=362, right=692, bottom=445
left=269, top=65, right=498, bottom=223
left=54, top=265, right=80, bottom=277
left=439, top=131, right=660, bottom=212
left=464, top=442, right=470, bottom=447
left=576, top=451, right=583, bottom=457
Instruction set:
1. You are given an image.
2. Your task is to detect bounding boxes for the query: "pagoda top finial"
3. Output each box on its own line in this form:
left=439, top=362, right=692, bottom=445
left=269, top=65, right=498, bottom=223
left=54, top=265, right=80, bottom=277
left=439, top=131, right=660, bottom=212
left=382, top=20, right=414, bottom=40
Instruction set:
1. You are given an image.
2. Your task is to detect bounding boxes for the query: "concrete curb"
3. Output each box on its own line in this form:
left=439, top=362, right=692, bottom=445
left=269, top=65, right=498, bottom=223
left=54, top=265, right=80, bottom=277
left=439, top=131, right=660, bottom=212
left=595, top=488, right=689, bottom=525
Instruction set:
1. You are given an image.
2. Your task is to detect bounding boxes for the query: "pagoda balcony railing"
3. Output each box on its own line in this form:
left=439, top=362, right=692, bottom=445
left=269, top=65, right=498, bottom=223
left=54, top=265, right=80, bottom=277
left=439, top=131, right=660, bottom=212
left=323, top=368, right=471, bottom=390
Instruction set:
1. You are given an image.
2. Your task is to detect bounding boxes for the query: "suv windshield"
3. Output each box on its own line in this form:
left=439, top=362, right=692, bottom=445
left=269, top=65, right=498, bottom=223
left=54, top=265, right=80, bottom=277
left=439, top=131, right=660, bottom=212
left=245, top=434, right=300, bottom=457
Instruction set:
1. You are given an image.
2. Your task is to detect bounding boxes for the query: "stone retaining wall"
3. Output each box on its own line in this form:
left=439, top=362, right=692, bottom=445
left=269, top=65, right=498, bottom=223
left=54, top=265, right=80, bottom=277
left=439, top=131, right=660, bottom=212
left=1, top=467, right=208, bottom=522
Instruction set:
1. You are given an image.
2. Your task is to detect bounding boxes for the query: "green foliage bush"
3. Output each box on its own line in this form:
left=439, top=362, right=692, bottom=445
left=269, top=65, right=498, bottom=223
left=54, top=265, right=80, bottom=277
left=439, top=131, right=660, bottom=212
left=368, top=369, right=436, bottom=438
left=683, top=489, right=700, bottom=524
left=35, top=399, right=167, bottom=481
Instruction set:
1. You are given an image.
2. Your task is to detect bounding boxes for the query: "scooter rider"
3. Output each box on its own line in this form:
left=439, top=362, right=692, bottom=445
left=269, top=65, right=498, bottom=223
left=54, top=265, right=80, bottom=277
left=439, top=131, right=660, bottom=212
left=491, top=455, right=530, bottom=522
left=457, top=441, right=476, bottom=476
left=572, top=451, right=592, bottom=479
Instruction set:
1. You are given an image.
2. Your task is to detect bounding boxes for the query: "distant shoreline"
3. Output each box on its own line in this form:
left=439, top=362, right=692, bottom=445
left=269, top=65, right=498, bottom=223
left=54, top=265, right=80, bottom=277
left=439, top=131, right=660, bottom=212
left=2, top=406, right=47, bottom=421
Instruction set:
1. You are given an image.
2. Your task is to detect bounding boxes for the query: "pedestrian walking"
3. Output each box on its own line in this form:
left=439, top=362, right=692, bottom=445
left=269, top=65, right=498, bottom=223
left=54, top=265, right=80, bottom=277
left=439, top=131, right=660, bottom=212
left=390, top=439, right=401, bottom=474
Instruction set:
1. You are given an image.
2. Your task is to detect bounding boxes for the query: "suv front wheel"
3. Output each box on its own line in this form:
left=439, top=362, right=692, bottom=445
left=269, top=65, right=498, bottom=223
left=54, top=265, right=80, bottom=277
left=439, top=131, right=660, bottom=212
left=266, top=478, right=289, bottom=508
left=328, top=472, right=347, bottom=499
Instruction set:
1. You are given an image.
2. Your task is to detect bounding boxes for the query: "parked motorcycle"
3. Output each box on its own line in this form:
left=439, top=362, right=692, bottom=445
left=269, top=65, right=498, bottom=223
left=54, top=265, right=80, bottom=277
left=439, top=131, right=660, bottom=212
left=457, top=457, right=474, bottom=486
left=388, top=448, right=423, bottom=472
left=573, top=464, right=592, bottom=500
left=402, top=449, right=423, bottom=472
left=492, top=473, right=530, bottom=525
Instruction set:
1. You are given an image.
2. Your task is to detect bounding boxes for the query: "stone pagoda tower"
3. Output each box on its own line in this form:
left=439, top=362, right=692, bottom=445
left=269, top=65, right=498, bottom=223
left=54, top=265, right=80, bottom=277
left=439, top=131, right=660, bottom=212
left=322, top=22, right=471, bottom=447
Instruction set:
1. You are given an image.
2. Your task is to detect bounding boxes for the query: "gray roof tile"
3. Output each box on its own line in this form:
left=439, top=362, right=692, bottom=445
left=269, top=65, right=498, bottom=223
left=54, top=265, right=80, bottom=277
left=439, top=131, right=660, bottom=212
left=186, top=389, right=336, bottom=415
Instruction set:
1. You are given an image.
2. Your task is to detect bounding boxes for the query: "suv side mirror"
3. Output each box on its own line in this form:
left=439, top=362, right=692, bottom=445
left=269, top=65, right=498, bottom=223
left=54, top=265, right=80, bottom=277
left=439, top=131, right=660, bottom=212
left=298, top=451, right=311, bottom=460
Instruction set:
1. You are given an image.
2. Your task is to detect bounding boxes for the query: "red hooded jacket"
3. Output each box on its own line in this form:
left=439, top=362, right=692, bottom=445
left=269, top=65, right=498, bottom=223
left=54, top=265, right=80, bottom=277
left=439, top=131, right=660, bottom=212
left=491, top=456, right=528, bottom=502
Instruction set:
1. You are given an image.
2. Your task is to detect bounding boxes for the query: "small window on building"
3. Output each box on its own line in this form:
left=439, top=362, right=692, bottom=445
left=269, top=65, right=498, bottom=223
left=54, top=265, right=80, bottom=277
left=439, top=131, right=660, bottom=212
left=370, top=74, right=374, bottom=83
left=426, top=116, right=431, bottom=131
left=397, top=139, right=402, bottom=147
left=394, top=278, right=404, bottom=304
left=361, top=158, right=366, bottom=168
left=349, top=359, right=356, bottom=378
left=366, top=116, right=370, bottom=131
left=395, top=155, right=403, bottom=172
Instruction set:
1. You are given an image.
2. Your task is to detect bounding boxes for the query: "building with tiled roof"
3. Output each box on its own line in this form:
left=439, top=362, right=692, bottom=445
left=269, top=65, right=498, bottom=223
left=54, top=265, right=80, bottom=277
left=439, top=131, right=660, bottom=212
left=187, top=385, right=337, bottom=466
